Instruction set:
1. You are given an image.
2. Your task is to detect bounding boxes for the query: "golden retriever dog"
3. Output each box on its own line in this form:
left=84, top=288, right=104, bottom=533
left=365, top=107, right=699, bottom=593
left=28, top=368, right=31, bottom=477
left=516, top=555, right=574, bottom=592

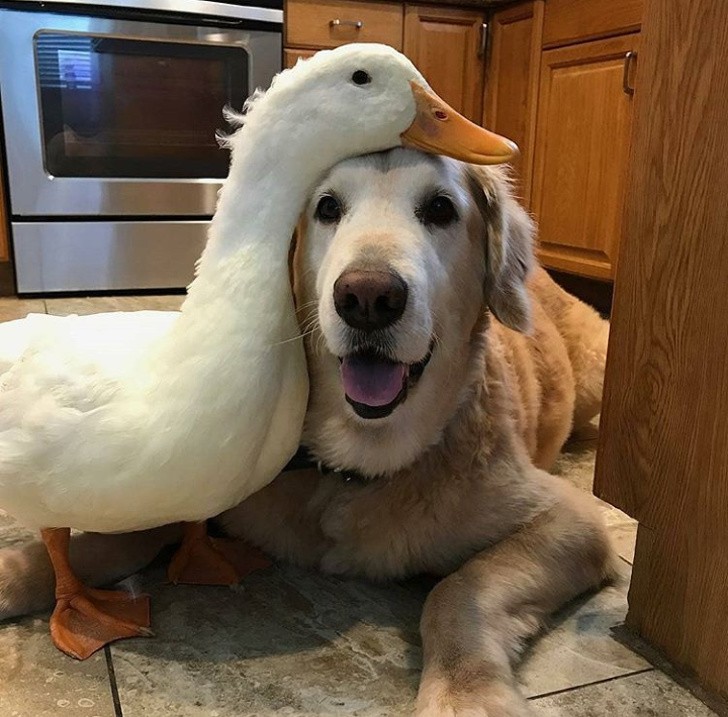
left=0, top=148, right=614, bottom=716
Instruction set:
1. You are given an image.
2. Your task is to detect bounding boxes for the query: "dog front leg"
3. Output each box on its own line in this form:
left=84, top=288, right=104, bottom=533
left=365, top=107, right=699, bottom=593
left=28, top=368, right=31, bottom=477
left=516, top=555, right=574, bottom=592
left=0, top=524, right=181, bottom=620
left=416, top=486, right=616, bottom=716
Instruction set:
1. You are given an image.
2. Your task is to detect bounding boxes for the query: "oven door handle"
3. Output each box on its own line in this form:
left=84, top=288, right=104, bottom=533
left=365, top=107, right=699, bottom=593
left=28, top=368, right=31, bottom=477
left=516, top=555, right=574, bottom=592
left=11, top=0, right=284, bottom=27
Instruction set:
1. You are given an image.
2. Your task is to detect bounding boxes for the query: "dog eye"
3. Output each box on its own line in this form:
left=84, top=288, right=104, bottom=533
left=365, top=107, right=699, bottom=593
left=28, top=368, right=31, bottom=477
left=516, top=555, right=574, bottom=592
left=315, top=194, right=343, bottom=224
left=419, top=195, right=458, bottom=227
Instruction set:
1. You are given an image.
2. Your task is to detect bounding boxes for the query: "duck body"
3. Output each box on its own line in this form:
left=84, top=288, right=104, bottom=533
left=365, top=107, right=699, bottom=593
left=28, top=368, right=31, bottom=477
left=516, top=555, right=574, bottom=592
left=0, top=248, right=306, bottom=533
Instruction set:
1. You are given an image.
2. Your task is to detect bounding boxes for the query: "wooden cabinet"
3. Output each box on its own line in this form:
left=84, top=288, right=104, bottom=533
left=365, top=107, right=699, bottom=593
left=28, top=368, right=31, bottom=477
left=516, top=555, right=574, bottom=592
left=530, top=33, right=639, bottom=280
left=596, top=0, right=728, bottom=700
left=482, top=1, right=544, bottom=204
left=284, top=0, right=643, bottom=282
left=404, top=5, right=485, bottom=122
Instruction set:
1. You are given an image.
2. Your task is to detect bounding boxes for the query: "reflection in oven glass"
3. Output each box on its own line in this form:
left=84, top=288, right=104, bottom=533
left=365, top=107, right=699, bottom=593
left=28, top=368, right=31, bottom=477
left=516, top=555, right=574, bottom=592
left=35, top=33, right=249, bottom=179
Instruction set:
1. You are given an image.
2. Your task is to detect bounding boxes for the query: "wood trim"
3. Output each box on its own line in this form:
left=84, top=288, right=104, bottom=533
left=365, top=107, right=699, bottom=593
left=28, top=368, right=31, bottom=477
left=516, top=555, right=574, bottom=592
left=0, top=143, right=9, bottom=264
left=523, top=0, right=544, bottom=205
left=482, top=0, right=544, bottom=206
left=537, top=244, right=612, bottom=281
left=543, top=0, right=643, bottom=48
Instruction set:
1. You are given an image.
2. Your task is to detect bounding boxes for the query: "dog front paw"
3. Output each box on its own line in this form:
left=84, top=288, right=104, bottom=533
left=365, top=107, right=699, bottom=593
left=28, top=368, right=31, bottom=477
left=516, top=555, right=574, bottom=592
left=416, top=676, right=533, bottom=717
left=0, top=543, right=55, bottom=620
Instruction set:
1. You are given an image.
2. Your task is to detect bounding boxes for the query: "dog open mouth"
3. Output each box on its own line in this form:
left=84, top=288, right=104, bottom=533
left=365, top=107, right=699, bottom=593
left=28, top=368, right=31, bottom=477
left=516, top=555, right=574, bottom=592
left=340, top=344, right=434, bottom=419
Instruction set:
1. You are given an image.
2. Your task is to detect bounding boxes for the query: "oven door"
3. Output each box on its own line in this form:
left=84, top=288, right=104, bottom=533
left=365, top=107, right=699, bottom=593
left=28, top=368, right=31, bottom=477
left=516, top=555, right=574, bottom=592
left=0, top=8, right=281, bottom=217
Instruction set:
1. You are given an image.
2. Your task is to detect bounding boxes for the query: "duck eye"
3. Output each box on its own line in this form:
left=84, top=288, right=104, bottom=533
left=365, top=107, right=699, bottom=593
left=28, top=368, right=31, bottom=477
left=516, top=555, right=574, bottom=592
left=351, top=70, right=372, bottom=86
left=419, top=195, right=458, bottom=227
left=315, top=194, right=343, bottom=224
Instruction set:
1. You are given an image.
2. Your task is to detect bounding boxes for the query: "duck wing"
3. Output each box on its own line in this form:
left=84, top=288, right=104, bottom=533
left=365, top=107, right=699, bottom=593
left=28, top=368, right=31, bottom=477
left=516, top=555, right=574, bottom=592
left=0, top=310, right=181, bottom=530
left=0, top=310, right=180, bottom=422
left=0, top=310, right=179, bottom=377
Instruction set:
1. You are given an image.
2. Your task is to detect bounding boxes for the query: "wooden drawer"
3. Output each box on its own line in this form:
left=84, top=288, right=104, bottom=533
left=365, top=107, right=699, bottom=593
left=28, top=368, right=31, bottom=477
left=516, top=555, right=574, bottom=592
left=285, top=0, right=403, bottom=50
left=543, top=0, right=642, bottom=47
left=284, top=48, right=317, bottom=68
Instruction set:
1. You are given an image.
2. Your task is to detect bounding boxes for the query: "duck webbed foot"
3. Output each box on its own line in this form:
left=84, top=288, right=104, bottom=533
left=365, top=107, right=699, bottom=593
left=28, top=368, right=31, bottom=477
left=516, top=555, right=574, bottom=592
left=41, top=528, right=151, bottom=660
left=167, top=521, right=271, bottom=586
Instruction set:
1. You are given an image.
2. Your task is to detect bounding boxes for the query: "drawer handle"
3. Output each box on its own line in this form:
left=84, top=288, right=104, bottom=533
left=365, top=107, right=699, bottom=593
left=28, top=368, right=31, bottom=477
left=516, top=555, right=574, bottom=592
left=329, top=18, right=363, bottom=30
left=478, top=22, right=489, bottom=59
left=623, top=50, right=637, bottom=95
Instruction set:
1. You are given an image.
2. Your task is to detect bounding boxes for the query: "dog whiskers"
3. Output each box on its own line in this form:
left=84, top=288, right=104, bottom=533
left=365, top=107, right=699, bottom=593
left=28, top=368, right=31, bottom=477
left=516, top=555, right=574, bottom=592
left=295, top=299, right=320, bottom=315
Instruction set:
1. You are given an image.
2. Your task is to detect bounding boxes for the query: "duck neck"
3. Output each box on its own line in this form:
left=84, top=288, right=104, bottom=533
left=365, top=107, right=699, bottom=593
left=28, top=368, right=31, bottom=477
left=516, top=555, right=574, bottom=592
left=198, top=145, right=319, bottom=276
left=152, top=113, right=324, bottom=384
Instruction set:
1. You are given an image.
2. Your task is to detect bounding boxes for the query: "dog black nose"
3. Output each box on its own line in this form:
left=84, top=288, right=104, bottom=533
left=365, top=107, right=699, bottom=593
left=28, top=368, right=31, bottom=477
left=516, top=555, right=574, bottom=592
left=333, top=270, right=408, bottom=331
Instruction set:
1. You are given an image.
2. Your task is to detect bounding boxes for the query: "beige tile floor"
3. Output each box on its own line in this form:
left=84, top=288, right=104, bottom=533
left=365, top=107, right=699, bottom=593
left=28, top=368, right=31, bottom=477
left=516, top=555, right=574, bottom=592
left=0, top=295, right=718, bottom=716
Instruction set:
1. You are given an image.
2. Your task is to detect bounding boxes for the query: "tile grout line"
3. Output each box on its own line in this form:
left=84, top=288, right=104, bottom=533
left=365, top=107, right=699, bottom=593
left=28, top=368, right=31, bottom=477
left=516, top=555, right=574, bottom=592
left=104, top=646, right=124, bottom=717
left=527, top=666, right=656, bottom=702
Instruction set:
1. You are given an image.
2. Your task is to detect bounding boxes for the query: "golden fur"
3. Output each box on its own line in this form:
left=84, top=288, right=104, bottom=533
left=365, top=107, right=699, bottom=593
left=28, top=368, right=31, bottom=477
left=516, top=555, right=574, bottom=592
left=0, top=149, right=614, bottom=716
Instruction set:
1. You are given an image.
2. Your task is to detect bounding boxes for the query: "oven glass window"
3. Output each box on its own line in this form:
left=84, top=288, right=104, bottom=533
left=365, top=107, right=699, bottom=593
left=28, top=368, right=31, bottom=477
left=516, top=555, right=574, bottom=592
left=35, top=33, right=248, bottom=178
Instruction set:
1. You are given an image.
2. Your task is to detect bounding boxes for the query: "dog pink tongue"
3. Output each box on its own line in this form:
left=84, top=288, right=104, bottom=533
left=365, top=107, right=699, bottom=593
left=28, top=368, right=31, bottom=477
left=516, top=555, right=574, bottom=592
left=341, top=354, right=407, bottom=407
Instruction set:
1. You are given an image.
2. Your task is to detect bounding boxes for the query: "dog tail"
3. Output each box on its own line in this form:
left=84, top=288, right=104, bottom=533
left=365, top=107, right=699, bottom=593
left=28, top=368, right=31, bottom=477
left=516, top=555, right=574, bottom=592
left=528, top=268, right=610, bottom=431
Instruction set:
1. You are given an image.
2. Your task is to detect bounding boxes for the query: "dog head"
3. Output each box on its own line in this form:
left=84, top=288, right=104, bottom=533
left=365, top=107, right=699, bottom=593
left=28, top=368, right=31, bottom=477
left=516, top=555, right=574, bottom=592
left=294, top=148, right=534, bottom=475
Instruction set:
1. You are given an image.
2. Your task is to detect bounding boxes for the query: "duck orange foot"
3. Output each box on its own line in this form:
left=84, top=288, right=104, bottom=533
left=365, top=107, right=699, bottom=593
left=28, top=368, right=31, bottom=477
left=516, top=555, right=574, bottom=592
left=50, top=586, right=151, bottom=661
left=168, top=521, right=271, bottom=586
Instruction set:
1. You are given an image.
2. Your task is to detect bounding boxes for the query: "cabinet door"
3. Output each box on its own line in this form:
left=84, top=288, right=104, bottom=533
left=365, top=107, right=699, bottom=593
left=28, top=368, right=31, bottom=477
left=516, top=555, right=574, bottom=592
left=531, top=33, right=639, bottom=280
left=483, top=1, right=544, bottom=205
left=404, top=5, right=485, bottom=122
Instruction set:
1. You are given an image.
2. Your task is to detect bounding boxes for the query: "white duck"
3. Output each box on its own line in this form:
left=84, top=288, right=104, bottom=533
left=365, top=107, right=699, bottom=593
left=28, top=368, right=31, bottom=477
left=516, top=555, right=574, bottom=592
left=0, top=43, right=515, bottom=659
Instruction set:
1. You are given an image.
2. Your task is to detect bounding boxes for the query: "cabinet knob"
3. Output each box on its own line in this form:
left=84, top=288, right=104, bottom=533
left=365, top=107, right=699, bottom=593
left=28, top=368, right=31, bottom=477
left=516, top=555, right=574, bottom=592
left=329, top=19, right=363, bottom=30
left=623, top=51, right=637, bottom=95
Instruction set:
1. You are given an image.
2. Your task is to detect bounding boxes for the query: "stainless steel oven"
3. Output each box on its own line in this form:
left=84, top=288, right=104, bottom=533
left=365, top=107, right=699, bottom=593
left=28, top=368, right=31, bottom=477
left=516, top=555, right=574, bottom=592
left=0, top=0, right=282, bottom=293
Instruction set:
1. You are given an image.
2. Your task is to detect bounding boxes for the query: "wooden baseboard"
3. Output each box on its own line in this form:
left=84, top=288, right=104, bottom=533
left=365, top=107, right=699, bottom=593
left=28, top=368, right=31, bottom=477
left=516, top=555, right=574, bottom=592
left=0, top=262, right=16, bottom=296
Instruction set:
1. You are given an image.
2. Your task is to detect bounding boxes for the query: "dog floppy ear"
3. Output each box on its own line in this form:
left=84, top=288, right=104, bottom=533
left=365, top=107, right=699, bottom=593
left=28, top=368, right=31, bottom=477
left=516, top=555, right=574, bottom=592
left=465, top=165, right=534, bottom=333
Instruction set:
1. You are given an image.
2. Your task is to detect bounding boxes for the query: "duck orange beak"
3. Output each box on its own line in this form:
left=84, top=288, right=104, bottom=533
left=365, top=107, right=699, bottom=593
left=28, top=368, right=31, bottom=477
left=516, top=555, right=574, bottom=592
left=401, top=82, right=517, bottom=165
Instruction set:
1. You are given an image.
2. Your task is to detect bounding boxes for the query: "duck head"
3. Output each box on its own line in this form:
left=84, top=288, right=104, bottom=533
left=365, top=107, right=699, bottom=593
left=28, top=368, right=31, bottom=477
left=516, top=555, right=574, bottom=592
left=244, top=43, right=517, bottom=167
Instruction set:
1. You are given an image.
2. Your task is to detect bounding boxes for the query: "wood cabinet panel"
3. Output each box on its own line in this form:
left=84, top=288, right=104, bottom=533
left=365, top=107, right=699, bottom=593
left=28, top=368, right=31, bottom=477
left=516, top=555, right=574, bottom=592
left=595, top=0, right=728, bottom=698
left=285, top=0, right=403, bottom=50
left=531, top=33, right=639, bottom=280
left=404, top=5, right=485, bottom=122
left=482, top=1, right=544, bottom=205
left=0, top=144, right=9, bottom=263
left=284, top=48, right=317, bottom=68
left=543, top=0, right=642, bottom=47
